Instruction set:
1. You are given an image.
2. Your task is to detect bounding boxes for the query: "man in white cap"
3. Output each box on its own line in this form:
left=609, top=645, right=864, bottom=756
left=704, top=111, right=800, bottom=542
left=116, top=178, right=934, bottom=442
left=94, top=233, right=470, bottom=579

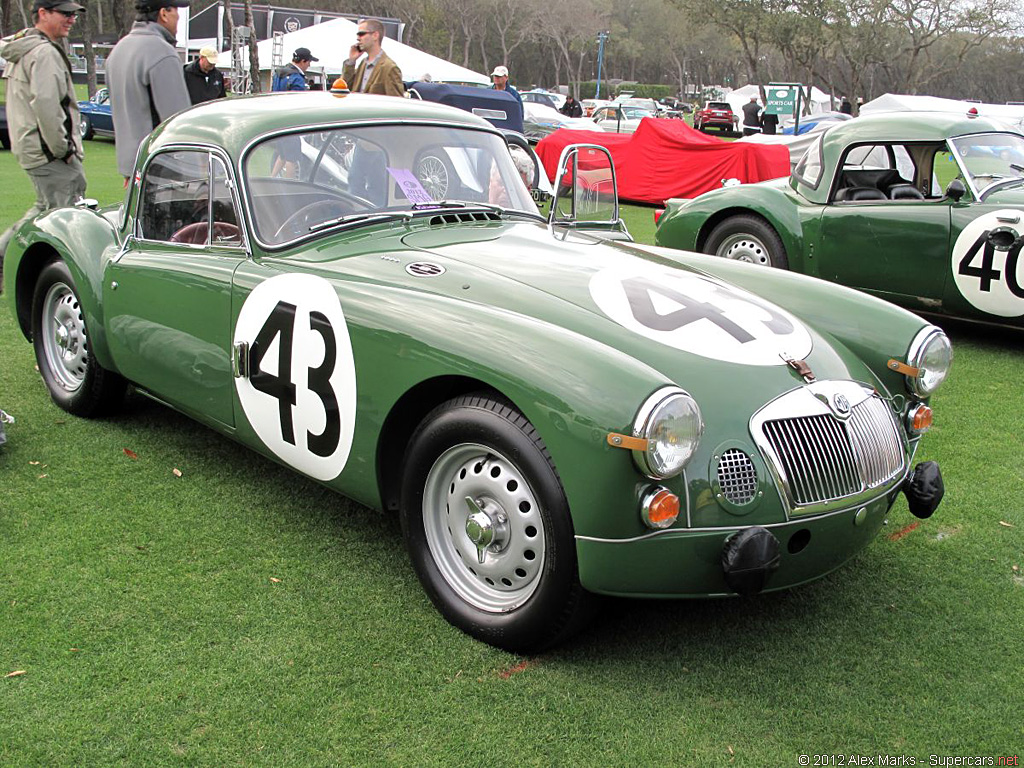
left=183, top=46, right=226, bottom=105
left=490, top=65, right=522, bottom=108
left=105, top=0, right=192, bottom=178
left=0, top=0, right=88, bottom=283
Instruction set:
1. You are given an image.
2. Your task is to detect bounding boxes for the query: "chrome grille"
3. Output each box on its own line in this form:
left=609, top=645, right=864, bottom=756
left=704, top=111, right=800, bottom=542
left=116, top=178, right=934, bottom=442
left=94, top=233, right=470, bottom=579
left=761, top=394, right=905, bottom=508
left=717, top=449, right=758, bottom=504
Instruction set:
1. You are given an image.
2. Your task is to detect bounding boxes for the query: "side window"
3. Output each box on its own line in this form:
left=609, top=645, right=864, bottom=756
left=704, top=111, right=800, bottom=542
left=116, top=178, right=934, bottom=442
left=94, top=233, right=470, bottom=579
left=138, top=150, right=209, bottom=242
left=932, top=150, right=962, bottom=196
left=793, top=135, right=823, bottom=188
left=211, top=156, right=242, bottom=246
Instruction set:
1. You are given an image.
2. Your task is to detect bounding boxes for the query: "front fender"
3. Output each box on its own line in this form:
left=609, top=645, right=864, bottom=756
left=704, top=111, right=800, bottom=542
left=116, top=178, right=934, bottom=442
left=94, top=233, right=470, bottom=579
left=8, top=207, right=123, bottom=371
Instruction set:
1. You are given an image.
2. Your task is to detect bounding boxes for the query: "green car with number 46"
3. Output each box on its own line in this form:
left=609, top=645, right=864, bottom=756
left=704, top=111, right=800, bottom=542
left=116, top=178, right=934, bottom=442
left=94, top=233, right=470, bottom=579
left=655, top=111, right=1024, bottom=328
left=5, top=93, right=950, bottom=652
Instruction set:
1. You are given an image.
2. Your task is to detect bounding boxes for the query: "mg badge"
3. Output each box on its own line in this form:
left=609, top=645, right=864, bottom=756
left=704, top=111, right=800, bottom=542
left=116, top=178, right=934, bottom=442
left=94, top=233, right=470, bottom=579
left=406, top=262, right=446, bottom=277
left=833, top=394, right=851, bottom=415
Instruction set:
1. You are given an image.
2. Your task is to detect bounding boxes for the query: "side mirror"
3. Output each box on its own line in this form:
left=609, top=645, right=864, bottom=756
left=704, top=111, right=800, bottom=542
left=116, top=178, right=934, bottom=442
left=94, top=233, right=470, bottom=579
left=548, top=143, right=632, bottom=241
left=945, top=178, right=967, bottom=201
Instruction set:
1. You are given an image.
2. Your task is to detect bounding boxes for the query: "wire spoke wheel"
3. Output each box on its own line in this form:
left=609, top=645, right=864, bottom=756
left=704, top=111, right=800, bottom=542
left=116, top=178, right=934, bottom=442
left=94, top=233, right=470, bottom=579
left=415, top=155, right=450, bottom=199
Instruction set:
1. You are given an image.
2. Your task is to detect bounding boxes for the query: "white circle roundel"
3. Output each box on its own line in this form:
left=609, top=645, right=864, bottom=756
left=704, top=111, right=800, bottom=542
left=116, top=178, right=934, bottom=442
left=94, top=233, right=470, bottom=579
left=951, top=210, right=1024, bottom=318
left=234, top=274, right=357, bottom=481
left=590, top=264, right=813, bottom=365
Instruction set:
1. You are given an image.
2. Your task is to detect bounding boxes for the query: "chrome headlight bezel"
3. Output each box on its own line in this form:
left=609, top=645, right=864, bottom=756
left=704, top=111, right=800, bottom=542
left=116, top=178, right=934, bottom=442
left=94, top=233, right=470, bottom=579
left=906, top=327, right=953, bottom=398
left=632, top=387, right=705, bottom=480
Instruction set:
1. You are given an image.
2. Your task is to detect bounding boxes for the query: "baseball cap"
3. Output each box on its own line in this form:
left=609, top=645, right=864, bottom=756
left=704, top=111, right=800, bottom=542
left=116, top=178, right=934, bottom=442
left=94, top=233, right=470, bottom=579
left=199, top=46, right=219, bottom=61
left=33, top=0, right=86, bottom=12
left=293, top=47, right=318, bottom=62
left=135, top=0, right=189, bottom=10
left=491, top=66, right=509, bottom=78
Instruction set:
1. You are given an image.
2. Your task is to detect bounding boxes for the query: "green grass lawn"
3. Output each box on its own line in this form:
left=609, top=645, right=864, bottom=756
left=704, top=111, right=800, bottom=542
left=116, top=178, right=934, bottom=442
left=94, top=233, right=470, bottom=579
left=1, top=140, right=1022, bottom=765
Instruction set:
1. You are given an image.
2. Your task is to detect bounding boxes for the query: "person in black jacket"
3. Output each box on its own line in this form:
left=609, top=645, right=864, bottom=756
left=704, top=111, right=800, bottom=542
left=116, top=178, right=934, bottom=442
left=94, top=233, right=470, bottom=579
left=560, top=95, right=583, bottom=118
left=183, top=46, right=226, bottom=105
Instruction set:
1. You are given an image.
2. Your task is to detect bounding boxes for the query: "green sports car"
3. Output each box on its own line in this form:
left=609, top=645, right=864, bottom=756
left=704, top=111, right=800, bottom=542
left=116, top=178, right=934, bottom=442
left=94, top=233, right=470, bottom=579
left=655, top=111, right=1024, bottom=328
left=5, top=93, right=949, bottom=651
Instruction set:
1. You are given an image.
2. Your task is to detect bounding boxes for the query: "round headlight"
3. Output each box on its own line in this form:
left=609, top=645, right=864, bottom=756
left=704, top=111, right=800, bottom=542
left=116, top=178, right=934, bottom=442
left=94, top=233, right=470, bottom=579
left=907, top=327, right=952, bottom=397
left=632, top=388, right=704, bottom=479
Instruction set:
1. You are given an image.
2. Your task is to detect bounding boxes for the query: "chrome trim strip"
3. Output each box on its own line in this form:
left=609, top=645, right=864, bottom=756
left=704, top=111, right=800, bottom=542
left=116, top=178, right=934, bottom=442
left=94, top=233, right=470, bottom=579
left=575, top=484, right=899, bottom=545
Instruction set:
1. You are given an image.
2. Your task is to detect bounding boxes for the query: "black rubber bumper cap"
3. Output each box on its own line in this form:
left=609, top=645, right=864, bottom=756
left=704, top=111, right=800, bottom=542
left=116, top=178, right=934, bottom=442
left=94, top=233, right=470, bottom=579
left=721, top=526, right=781, bottom=596
left=903, top=460, right=944, bottom=519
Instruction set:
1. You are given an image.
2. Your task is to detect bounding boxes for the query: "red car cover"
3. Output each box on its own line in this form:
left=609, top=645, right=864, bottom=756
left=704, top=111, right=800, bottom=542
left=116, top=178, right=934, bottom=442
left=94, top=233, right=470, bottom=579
left=535, top=118, right=790, bottom=205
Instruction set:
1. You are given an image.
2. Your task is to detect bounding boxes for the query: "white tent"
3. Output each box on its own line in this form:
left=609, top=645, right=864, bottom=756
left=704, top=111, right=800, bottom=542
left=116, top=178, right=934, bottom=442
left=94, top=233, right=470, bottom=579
left=726, top=84, right=835, bottom=118
left=859, top=93, right=1024, bottom=131
left=218, top=17, right=489, bottom=86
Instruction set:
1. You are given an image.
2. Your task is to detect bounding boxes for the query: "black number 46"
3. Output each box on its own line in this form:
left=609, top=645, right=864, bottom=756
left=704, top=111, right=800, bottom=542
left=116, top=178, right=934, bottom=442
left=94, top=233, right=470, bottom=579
left=249, top=300, right=341, bottom=457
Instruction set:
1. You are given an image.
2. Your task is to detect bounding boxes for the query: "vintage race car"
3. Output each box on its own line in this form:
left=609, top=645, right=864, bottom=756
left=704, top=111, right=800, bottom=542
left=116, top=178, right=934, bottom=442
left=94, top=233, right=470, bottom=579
left=655, top=111, right=1024, bottom=329
left=5, top=93, right=949, bottom=652
left=78, top=87, right=114, bottom=141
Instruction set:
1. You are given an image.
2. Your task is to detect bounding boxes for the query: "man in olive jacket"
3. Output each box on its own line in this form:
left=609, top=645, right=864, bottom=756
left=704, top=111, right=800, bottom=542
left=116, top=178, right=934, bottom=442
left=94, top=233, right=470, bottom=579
left=106, top=0, right=191, bottom=178
left=342, top=18, right=404, bottom=96
left=0, top=0, right=87, bottom=281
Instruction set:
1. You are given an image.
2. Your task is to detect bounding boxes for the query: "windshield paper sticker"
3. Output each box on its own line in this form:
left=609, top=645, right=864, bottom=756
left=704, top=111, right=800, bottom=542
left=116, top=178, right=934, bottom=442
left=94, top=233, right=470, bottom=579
left=234, top=274, right=357, bottom=481
left=590, top=264, right=813, bottom=365
left=387, top=167, right=434, bottom=205
left=952, top=209, right=1024, bottom=318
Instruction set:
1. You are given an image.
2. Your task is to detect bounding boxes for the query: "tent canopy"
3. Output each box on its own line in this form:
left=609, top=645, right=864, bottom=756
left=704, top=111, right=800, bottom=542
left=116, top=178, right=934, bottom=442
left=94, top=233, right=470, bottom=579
left=725, top=84, right=834, bottom=118
left=219, top=17, right=489, bottom=86
left=859, top=93, right=1024, bottom=131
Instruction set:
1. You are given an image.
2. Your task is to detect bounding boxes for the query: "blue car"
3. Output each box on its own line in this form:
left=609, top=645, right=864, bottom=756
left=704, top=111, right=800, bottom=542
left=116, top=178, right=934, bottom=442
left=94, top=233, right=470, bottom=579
left=78, top=87, right=114, bottom=140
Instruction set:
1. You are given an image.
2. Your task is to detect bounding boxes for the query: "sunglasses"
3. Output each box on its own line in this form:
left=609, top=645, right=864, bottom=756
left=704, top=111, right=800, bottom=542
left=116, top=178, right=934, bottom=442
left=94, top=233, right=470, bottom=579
left=45, top=8, right=77, bottom=17
left=355, top=30, right=373, bottom=36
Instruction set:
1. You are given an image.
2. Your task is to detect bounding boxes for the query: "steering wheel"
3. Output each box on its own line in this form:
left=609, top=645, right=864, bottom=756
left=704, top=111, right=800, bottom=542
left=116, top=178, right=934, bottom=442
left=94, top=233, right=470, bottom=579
left=273, top=198, right=356, bottom=242
left=169, top=221, right=241, bottom=245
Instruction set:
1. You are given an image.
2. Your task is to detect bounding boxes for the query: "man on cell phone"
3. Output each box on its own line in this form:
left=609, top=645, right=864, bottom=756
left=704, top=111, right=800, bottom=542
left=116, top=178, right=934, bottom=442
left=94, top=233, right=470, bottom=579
left=342, top=18, right=403, bottom=97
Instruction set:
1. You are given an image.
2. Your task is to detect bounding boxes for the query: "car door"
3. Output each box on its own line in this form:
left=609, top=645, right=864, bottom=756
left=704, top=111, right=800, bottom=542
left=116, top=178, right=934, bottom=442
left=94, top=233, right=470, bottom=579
left=104, top=148, right=247, bottom=427
left=94, top=89, right=114, bottom=134
left=815, top=142, right=951, bottom=310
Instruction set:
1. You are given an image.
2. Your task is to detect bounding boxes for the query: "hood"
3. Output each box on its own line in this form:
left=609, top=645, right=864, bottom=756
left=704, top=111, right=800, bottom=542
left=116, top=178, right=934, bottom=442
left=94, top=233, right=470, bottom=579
left=982, top=184, right=1024, bottom=205
left=0, top=29, right=48, bottom=64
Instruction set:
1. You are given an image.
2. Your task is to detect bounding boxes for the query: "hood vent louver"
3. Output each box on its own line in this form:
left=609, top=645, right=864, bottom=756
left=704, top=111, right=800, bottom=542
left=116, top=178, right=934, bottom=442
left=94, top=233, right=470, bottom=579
left=428, top=211, right=501, bottom=227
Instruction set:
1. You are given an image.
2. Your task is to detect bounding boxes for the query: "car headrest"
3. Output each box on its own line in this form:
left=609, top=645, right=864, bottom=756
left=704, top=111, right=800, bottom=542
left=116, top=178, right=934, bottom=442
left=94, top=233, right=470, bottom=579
left=888, top=183, right=925, bottom=200
left=835, top=186, right=888, bottom=202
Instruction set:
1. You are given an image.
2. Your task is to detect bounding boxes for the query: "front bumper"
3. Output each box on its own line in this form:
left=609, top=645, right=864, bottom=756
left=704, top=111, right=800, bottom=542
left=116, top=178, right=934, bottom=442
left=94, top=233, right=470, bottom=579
left=576, top=488, right=898, bottom=598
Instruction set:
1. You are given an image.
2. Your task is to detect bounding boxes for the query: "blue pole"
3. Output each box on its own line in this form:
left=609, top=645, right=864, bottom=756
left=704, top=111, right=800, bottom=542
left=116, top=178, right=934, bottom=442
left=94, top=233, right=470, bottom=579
left=595, top=32, right=607, bottom=99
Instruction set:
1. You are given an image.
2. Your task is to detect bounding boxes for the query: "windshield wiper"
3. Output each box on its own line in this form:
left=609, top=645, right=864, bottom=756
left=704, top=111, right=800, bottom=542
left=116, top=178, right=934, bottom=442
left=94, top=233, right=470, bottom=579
left=307, top=212, right=410, bottom=234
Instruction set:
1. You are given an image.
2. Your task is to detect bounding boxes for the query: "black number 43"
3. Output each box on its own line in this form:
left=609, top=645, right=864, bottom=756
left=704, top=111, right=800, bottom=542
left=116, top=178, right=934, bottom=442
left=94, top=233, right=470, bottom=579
left=249, top=300, right=341, bottom=457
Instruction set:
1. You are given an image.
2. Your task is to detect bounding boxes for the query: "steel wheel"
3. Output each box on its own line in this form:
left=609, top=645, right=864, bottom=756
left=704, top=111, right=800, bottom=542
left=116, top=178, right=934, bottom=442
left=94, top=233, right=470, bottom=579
left=423, top=443, right=546, bottom=612
left=40, top=280, right=89, bottom=393
left=415, top=154, right=450, bottom=199
left=715, top=232, right=773, bottom=265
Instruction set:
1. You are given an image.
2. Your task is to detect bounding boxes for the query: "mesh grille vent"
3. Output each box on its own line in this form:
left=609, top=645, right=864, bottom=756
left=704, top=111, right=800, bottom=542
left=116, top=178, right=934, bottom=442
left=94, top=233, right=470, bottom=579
left=717, top=449, right=758, bottom=505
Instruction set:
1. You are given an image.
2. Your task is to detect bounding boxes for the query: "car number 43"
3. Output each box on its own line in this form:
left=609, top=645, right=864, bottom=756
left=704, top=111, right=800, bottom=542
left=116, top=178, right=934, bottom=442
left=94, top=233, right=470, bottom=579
left=952, top=210, right=1024, bottom=318
left=234, top=274, right=358, bottom=481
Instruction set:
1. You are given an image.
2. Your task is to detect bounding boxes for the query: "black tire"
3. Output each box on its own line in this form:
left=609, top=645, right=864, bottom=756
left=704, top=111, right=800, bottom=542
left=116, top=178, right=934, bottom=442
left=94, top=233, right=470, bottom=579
left=704, top=214, right=789, bottom=269
left=0, top=128, right=10, bottom=150
left=400, top=394, right=593, bottom=653
left=31, top=260, right=126, bottom=417
left=80, top=115, right=94, bottom=141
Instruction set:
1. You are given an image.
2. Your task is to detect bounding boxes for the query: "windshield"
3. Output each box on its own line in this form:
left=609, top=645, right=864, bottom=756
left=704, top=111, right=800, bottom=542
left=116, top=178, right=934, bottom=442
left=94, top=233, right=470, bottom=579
left=949, top=133, right=1024, bottom=194
left=244, top=124, right=539, bottom=246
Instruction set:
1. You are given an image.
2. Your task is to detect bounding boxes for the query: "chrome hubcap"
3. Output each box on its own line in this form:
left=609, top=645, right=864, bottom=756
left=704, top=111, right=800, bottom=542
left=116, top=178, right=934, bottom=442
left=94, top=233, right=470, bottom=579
left=717, top=233, right=771, bottom=266
left=423, top=444, right=545, bottom=612
left=42, top=282, right=88, bottom=392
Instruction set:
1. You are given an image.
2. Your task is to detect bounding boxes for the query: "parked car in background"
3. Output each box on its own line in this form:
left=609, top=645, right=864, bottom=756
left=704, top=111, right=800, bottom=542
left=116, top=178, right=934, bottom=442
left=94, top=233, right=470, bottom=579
left=655, top=111, right=1024, bottom=329
left=521, top=90, right=558, bottom=110
left=4, top=92, right=948, bottom=652
left=522, top=101, right=602, bottom=142
left=78, top=87, right=114, bottom=140
left=581, top=98, right=612, bottom=117
left=591, top=104, right=655, bottom=134
left=694, top=101, right=738, bottom=133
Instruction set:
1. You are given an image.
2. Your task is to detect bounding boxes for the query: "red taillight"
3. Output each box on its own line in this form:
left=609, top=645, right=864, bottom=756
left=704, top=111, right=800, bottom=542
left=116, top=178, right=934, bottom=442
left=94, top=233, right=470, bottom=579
left=654, top=209, right=664, bottom=225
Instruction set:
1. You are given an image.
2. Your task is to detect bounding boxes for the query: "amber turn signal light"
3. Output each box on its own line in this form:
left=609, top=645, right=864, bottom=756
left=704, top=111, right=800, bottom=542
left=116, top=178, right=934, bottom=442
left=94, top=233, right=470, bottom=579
left=641, top=487, right=680, bottom=530
left=909, top=404, right=933, bottom=433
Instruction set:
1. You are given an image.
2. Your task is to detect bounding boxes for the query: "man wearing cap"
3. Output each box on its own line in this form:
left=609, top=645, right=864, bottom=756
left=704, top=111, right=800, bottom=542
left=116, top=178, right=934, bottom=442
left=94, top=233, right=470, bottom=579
left=272, top=48, right=317, bottom=92
left=0, top=0, right=87, bottom=282
left=342, top=18, right=403, bottom=97
left=105, top=0, right=191, bottom=178
left=183, top=46, right=226, bottom=105
left=489, top=66, right=522, bottom=108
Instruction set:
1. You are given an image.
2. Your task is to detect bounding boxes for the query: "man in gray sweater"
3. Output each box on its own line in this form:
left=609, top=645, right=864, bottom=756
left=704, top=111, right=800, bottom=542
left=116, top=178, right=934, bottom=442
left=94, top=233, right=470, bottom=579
left=106, top=0, right=191, bottom=178
left=0, top=0, right=87, bottom=284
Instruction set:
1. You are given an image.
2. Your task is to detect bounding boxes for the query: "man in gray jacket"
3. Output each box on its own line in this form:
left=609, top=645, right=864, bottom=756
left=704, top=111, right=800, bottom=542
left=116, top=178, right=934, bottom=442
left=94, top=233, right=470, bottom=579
left=105, top=0, right=191, bottom=178
left=0, top=0, right=87, bottom=283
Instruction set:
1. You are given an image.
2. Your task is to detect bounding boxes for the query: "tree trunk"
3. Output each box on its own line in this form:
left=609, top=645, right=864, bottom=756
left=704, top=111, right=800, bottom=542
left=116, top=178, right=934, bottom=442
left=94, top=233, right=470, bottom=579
left=222, top=0, right=234, bottom=56
left=83, top=12, right=97, bottom=98
left=245, top=0, right=260, bottom=93
left=1, top=0, right=12, bottom=36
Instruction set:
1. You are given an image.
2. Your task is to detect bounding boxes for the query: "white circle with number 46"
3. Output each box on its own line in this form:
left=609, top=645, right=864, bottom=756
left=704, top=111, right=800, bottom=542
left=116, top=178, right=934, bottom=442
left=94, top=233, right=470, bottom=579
left=951, top=210, right=1024, bottom=318
left=234, top=274, right=357, bottom=481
